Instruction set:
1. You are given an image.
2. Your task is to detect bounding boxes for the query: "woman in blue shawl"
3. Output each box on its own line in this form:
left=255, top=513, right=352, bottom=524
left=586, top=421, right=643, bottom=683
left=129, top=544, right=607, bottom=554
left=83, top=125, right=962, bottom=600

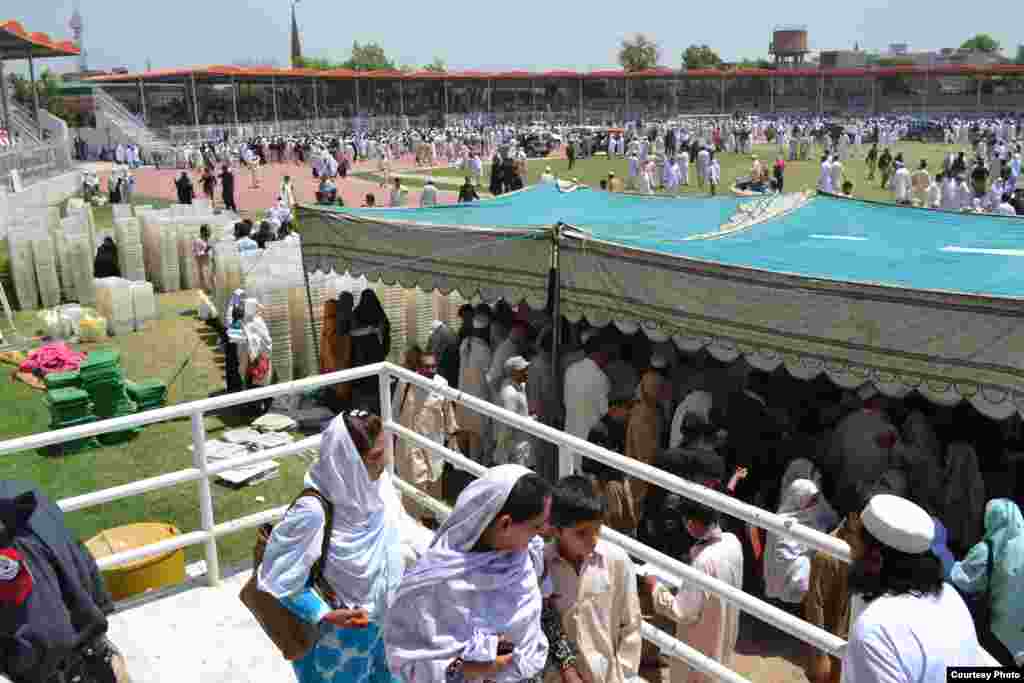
left=951, top=498, right=1024, bottom=668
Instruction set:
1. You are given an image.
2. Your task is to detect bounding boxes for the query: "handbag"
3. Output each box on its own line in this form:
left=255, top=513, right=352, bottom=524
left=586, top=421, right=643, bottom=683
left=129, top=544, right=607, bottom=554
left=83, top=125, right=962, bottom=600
left=239, top=488, right=336, bottom=661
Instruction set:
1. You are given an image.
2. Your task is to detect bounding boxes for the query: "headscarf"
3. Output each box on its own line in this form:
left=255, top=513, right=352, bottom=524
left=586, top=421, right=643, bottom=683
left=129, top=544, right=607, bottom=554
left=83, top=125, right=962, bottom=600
left=257, top=415, right=403, bottom=620
left=384, top=464, right=548, bottom=682
left=336, top=291, right=355, bottom=336
left=763, top=479, right=838, bottom=603
left=982, top=499, right=1024, bottom=565
left=780, top=457, right=823, bottom=497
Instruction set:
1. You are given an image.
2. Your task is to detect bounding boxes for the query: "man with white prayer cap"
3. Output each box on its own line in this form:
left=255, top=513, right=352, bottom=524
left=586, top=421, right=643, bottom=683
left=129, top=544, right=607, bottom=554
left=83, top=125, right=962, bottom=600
left=456, top=311, right=494, bottom=464
left=492, top=355, right=534, bottom=468
left=842, top=494, right=995, bottom=681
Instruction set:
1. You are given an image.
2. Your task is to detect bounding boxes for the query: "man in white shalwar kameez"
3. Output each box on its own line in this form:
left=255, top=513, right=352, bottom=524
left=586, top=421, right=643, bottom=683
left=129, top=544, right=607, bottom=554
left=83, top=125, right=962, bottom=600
left=817, top=156, right=833, bottom=194
left=456, top=313, right=494, bottom=464
left=830, top=157, right=844, bottom=195
left=492, top=356, right=534, bottom=468
left=562, top=336, right=613, bottom=476
left=696, top=147, right=710, bottom=189
left=627, top=154, right=639, bottom=190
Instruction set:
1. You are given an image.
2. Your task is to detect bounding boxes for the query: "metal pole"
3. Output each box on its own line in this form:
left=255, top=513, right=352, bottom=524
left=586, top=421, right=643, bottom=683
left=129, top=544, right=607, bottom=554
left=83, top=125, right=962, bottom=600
left=312, top=78, right=320, bottom=122
left=871, top=77, right=877, bottom=115
left=379, top=368, right=394, bottom=476
left=443, top=79, right=449, bottom=120
left=190, top=411, right=221, bottom=587
left=27, top=53, right=42, bottom=138
left=550, top=223, right=569, bottom=479
left=354, top=77, right=360, bottom=116
left=976, top=76, right=983, bottom=112
left=138, top=78, right=147, bottom=123
left=399, top=78, right=404, bottom=116
left=303, top=261, right=321, bottom=373
left=487, top=78, right=492, bottom=114
left=231, top=77, right=239, bottom=126
left=818, top=73, right=824, bottom=116
left=624, top=77, right=630, bottom=122
left=578, top=77, right=583, bottom=125
left=271, top=75, right=279, bottom=126
left=0, top=60, right=10, bottom=135
left=190, top=72, right=200, bottom=127
left=770, top=76, right=775, bottom=113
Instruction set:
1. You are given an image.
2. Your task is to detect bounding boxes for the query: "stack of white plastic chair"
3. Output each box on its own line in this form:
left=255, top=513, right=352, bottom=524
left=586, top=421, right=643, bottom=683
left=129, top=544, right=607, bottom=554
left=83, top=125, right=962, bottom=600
left=193, top=198, right=212, bottom=214
left=245, top=246, right=292, bottom=383
left=65, top=202, right=97, bottom=254
left=297, top=270, right=330, bottom=378
left=6, top=219, right=39, bottom=311
left=45, top=206, right=72, bottom=301
left=60, top=214, right=95, bottom=306
left=94, top=277, right=134, bottom=336
left=136, top=208, right=165, bottom=282
left=31, top=228, right=61, bottom=309
left=130, top=281, right=156, bottom=331
left=157, top=220, right=180, bottom=292
left=176, top=220, right=200, bottom=290
left=113, top=217, right=146, bottom=283
left=212, top=239, right=242, bottom=316
left=170, top=204, right=189, bottom=218
left=112, top=204, right=133, bottom=221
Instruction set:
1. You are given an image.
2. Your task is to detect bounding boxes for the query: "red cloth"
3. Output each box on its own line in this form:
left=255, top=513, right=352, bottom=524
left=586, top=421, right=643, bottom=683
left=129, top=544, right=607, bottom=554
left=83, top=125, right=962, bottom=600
left=18, top=343, right=87, bottom=376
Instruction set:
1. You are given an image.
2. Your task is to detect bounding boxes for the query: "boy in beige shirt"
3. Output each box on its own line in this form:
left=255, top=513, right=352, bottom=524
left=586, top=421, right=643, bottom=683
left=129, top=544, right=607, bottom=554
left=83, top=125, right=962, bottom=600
left=544, top=476, right=645, bottom=683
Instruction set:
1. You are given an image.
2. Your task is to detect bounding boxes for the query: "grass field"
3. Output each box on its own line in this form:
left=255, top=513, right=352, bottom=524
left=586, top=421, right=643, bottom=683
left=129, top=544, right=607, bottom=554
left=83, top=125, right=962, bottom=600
left=393, top=142, right=955, bottom=205
left=0, top=195, right=310, bottom=572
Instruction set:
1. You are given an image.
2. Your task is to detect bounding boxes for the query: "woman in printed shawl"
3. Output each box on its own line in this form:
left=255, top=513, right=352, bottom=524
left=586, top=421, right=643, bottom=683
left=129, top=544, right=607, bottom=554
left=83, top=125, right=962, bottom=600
left=384, top=465, right=552, bottom=682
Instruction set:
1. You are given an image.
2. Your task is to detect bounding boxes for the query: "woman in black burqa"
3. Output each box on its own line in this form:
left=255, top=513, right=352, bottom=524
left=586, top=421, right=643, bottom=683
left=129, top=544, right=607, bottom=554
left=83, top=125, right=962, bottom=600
left=93, top=237, right=120, bottom=279
left=348, top=290, right=391, bottom=414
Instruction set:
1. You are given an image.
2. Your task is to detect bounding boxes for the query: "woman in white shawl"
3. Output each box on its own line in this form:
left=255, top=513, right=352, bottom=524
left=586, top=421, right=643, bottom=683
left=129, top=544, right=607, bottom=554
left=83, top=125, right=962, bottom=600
left=257, top=413, right=413, bottom=683
left=763, top=479, right=838, bottom=605
left=384, top=465, right=552, bottom=682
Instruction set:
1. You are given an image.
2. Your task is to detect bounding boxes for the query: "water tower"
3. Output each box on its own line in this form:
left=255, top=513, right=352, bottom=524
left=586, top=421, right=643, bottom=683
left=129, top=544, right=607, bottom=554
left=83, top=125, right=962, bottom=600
left=69, top=2, right=87, bottom=72
left=769, top=25, right=809, bottom=67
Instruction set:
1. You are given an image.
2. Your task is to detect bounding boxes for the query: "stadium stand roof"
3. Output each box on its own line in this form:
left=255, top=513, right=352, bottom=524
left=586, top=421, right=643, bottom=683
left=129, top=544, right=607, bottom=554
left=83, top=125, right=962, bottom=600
left=0, top=19, right=80, bottom=59
left=85, top=63, right=1024, bottom=83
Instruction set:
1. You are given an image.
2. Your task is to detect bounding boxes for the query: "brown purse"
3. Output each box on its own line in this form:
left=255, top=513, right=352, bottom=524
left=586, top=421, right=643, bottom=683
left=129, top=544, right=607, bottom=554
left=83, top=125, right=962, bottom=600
left=239, top=488, right=337, bottom=661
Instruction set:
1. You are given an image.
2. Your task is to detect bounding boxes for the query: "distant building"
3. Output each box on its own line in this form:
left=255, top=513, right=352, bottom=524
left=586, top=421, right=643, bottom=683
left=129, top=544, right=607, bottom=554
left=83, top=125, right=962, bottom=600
left=820, top=50, right=868, bottom=68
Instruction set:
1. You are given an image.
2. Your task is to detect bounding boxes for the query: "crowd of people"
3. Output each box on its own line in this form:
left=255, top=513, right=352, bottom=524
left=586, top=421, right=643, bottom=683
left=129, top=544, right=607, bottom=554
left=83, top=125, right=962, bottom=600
left=233, top=291, right=1024, bottom=682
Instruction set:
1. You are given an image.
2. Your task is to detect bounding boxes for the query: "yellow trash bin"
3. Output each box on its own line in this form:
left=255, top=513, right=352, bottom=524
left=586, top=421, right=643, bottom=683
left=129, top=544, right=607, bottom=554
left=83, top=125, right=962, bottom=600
left=85, top=523, right=186, bottom=601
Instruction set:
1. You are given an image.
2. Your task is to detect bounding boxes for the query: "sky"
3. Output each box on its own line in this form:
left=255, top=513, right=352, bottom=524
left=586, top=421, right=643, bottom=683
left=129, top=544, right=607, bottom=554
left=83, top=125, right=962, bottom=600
left=6, top=2, right=1022, bottom=77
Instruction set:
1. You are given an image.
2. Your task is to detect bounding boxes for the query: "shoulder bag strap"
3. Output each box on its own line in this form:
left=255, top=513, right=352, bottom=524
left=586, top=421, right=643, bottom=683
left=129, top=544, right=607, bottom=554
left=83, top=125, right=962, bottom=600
left=294, top=489, right=334, bottom=593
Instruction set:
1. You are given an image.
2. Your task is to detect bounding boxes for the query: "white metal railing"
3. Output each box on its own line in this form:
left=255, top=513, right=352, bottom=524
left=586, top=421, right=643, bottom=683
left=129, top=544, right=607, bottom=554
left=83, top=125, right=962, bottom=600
left=0, top=361, right=852, bottom=681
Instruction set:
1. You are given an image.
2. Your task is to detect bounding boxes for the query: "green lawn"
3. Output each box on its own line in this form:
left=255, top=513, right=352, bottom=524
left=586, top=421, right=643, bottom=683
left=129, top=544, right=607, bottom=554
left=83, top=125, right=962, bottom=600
left=0, top=195, right=309, bottom=573
left=397, top=142, right=955, bottom=205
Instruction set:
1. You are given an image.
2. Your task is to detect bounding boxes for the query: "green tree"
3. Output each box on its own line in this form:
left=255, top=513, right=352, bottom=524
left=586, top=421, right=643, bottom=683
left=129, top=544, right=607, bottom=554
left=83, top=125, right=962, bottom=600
left=618, top=34, right=660, bottom=72
left=341, top=41, right=396, bottom=71
left=734, top=58, right=774, bottom=69
left=423, top=56, right=447, bottom=73
left=961, top=34, right=1001, bottom=53
left=295, top=56, right=345, bottom=71
left=682, top=44, right=722, bottom=70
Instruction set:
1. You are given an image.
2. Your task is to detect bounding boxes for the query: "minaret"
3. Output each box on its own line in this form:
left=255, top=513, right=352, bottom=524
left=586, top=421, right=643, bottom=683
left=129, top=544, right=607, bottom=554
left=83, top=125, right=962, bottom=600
left=69, top=1, right=87, bottom=72
left=290, top=1, right=303, bottom=68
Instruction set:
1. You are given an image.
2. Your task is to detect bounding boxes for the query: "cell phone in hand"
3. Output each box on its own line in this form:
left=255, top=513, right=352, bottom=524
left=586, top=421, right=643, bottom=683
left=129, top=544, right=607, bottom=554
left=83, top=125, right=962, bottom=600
left=497, top=641, right=514, bottom=656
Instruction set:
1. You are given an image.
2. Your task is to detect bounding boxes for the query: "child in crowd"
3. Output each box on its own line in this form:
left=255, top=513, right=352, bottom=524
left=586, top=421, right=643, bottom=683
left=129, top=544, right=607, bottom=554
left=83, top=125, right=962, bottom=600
left=544, top=475, right=644, bottom=683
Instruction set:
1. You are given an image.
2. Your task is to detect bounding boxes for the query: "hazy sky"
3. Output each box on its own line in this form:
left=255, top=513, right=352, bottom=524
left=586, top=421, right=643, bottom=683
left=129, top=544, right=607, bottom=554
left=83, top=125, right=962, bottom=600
left=7, top=2, right=1022, bottom=76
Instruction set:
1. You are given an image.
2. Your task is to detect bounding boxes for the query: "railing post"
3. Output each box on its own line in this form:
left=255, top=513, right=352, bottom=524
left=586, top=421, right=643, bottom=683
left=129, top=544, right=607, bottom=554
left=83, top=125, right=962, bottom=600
left=190, top=410, right=221, bottom=586
left=379, top=368, right=395, bottom=475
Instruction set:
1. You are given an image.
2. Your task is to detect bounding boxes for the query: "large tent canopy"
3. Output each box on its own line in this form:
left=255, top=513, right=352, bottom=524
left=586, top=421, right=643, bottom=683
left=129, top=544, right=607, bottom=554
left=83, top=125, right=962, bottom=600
left=300, top=189, right=1024, bottom=419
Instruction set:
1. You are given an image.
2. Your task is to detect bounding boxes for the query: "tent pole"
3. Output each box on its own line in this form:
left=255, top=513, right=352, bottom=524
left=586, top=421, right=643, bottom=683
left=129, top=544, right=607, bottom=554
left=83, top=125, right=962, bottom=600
left=550, top=222, right=566, bottom=479
left=302, top=247, right=321, bottom=374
